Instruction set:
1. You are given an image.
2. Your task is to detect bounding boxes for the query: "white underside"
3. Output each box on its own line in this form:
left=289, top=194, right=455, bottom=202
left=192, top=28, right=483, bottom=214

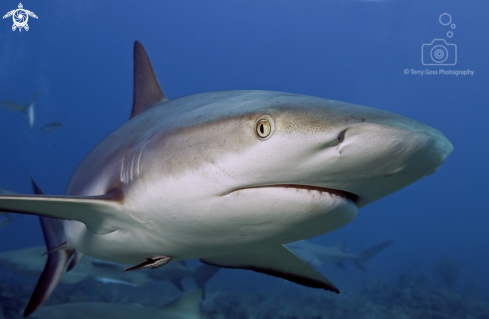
left=65, top=185, right=357, bottom=264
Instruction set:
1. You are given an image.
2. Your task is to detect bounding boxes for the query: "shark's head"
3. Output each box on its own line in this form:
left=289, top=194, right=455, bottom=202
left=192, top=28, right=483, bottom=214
left=205, top=93, right=453, bottom=208
left=116, top=90, right=453, bottom=249
left=143, top=91, right=452, bottom=204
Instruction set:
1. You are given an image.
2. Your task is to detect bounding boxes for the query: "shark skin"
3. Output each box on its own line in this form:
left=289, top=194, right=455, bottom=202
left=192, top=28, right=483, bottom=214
left=287, top=240, right=393, bottom=272
left=31, top=289, right=203, bottom=319
left=0, top=41, right=453, bottom=315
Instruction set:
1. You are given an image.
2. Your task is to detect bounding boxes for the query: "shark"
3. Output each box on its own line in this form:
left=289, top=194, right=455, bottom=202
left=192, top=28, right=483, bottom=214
left=30, top=289, right=203, bottom=319
left=0, top=89, right=40, bottom=129
left=287, top=240, right=393, bottom=272
left=0, top=41, right=453, bottom=316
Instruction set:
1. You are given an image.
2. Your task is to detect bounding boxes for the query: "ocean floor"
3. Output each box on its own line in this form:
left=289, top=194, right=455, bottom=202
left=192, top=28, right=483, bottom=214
left=1, top=260, right=488, bottom=319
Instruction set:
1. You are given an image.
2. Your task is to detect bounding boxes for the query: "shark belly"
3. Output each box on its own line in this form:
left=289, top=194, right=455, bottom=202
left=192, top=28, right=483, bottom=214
left=64, top=179, right=357, bottom=263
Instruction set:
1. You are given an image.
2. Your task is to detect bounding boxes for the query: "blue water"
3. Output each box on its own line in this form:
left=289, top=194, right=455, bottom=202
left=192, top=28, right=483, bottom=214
left=0, top=0, right=488, bottom=317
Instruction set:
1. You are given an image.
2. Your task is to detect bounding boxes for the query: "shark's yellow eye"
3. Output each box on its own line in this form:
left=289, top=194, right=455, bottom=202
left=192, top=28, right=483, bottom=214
left=255, top=115, right=274, bottom=140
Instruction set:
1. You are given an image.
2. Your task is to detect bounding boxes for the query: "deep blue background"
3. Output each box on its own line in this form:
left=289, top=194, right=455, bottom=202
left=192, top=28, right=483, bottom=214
left=0, top=0, right=487, bottom=296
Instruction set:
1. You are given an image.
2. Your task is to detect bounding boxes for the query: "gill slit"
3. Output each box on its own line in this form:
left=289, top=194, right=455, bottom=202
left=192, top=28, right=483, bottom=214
left=120, top=157, right=125, bottom=183
left=130, top=152, right=136, bottom=182
left=136, top=150, right=142, bottom=176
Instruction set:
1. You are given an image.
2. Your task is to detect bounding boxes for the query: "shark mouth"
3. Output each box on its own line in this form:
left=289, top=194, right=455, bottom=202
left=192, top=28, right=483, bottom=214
left=227, top=184, right=359, bottom=204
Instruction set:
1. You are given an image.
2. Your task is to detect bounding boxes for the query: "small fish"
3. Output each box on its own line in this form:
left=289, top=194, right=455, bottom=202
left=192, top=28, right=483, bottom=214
left=40, top=122, right=64, bottom=133
left=0, top=89, right=40, bottom=129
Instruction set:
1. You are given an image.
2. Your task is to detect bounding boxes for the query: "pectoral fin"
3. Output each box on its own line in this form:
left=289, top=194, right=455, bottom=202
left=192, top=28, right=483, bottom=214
left=201, top=245, right=339, bottom=293
left=0, top=193, right=123, bottom=234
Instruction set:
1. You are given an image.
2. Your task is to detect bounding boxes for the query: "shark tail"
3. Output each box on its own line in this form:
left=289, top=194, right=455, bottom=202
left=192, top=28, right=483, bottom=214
left=352, top=240, right=393, bottom=273
left=24, top=178, right=75, bottom=317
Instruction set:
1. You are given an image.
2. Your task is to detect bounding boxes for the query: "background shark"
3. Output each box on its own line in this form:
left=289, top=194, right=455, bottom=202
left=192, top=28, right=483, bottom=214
left=0, top=41, right=452, bottom=316
left=0, top=89, right=40, bottom=129
left=287, top=240, right=393, bottom=272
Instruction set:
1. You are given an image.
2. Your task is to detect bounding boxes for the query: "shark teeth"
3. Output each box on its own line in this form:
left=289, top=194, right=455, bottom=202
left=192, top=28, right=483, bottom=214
left=227, top=184, right=359, bottom=203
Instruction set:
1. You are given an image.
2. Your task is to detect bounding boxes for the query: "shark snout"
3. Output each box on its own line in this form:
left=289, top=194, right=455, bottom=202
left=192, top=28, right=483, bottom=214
left=419, top=129, right=453, bottom=176
left=328, top=122, right=453, bottom=207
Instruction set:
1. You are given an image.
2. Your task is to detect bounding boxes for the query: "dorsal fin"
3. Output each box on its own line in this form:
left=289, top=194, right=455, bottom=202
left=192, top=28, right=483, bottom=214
left=130, top=41, right=168, bottom=119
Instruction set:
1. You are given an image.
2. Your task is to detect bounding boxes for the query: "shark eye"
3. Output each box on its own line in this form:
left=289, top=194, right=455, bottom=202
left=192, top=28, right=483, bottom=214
left=255, top=115, right=274, bottom=140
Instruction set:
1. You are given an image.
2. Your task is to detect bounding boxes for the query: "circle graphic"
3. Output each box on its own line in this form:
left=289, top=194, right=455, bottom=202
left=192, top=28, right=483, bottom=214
left=439, top=13, right=452, bottom=26
left=404, top=69, right=409, bottom=74
left=451, top=24, right=456, bottom=29
left=447, top=31, right=453, bottom=38
left=430, top=45, right=448, bottom=64
left=14, top=10, right=27, bottom=23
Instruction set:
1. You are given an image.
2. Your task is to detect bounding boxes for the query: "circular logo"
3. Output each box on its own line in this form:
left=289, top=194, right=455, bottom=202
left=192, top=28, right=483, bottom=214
left=430, top=45, right=448, bottom=64
left=13, top=9, right=28, bottom=28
